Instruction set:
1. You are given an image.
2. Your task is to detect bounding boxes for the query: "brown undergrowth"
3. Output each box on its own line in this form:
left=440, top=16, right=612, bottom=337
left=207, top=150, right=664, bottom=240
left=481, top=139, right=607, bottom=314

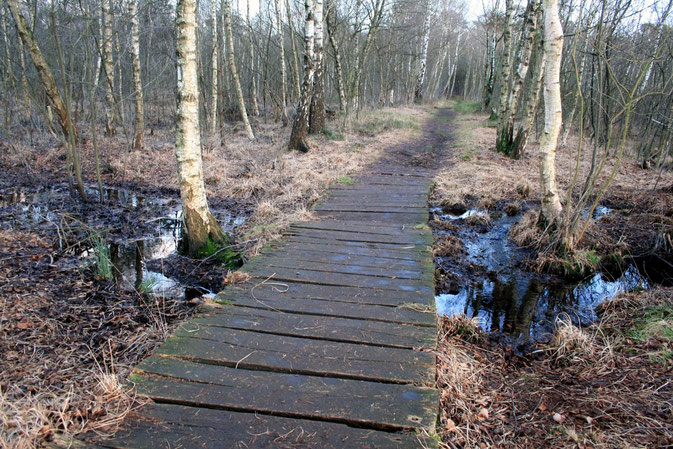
left=438, top=287, right=673, bottom=448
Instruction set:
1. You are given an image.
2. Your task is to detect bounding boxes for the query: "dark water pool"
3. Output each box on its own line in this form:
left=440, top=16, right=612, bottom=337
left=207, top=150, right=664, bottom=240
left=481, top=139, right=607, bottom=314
left=433, top=207, right=648, bottom=340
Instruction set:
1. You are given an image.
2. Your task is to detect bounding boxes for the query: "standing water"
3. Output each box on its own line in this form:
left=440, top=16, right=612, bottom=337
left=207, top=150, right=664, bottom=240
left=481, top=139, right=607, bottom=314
left=432, top=207, right=648, bottom=340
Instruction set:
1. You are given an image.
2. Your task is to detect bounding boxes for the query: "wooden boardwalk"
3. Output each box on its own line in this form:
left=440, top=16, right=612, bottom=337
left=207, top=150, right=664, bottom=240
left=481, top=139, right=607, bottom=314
left=86, top=163, right=439, bottom=448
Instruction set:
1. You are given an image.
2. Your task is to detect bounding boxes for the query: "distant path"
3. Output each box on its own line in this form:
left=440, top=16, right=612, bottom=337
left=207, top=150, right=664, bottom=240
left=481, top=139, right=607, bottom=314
left=83, top=108, right=453, bottom=448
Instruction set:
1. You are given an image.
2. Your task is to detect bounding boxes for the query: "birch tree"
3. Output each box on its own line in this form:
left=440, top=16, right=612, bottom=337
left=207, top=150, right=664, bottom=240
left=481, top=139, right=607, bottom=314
left=497, top=0, right=540, bottom=157
left=224, top=0, right=255, bottom=140
left=209, top=0, right=218, bottom=135
left=309, top=0, right=325, bottom=133
left=246, top=0, right=259, bottom=116
left=7, top=0, right=76, bottom=142
left=539, top=0, right=563, bottom=226
left=175, top=0, right=228, bottom=256
left=326, top=0, right=346, bottom=111
left=496, top=0, right=514, bottom=121
left=288, top=0, right=315, bottom=152
left=102, top=0, right=116, bottom=135
left=274, top=0, right=288, bottom=124
left=129, top=0, right=144, bottom=149
left=414, top=0, right=431, bottom=103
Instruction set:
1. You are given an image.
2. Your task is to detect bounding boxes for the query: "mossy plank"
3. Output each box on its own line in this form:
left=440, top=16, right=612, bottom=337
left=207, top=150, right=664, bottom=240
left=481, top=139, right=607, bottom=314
left=87, top=403, right=433, bottom=448
left=154, top=327, right=434, bottom=384
left=132, top=357, right=438, bottom=431
left=183, top=307, right=436, bottom=349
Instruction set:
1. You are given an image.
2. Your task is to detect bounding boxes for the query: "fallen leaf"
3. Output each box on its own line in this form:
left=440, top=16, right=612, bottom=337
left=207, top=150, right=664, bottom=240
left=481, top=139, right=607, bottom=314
left=553, top=412, right=566, bottom=423
left=445, top=418, right=456, bottom=431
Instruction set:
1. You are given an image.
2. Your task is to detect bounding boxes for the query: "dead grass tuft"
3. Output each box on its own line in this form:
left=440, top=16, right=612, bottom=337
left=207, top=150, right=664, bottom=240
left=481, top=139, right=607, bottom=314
left=433, top=235, right=464, bottom=257
left=509, top=209, right=547, bottom=247
left=549, top=314, right=613, bottom=367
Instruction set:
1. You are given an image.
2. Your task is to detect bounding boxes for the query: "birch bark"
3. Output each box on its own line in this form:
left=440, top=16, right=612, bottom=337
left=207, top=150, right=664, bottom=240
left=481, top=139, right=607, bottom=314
left=224, top=0, right=255, bottom=139
left=539, top=0, right=563, bottom=225
left=175, top=0, right=227, bottom=255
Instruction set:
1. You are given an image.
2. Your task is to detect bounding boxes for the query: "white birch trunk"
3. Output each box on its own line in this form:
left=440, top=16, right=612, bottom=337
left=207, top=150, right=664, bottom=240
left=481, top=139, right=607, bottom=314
left=129, top=0, right=144, bottom=149
left=274, top=0, right=288, bottom=123
left=224, top=0, right=254, bottom=139
left=246, top=0, right=259, bottom=116
left=308, top=0, right=325, bottom=133
left=288, top=0, right=315, bottom=151
left=539, top=0, right=563, bottom=225
left=209, top=0, right=219, bottom=134
left=414, top=1, right=431, bottom=103
left=102, top=0, right=116, bottom=135
left=175, top=0, right=226, bottom=254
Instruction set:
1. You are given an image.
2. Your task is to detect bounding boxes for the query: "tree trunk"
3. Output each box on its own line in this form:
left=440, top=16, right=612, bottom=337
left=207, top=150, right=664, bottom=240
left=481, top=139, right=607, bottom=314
left=114, top=27, right=124, bottom=123
left=539, top=0, right=563, bottom=226
left=274, top=0, right=288, bottom=124
left=102, top=0, right=116, bottom=135
left=512, top=34, right=545, bottom=159
left=129, top=0, right=144, bottom=149
left=498, top=0, right=540, bottom=157
left=286, top=0, right=301, bottom=100
left=496, top=0, right=514, bottom=123
left=308, top=0, right=325, bottom=133
left=288, top=0, right=315, bottom=152
left=246, top=0, right=259, bottom=116
left=18, top=35, right=30, bottom=108
left=224, top=0, right=254, bottom=140
left=326, top=0, right=346, bottom=112
left=209, top=0, right=218, bottom=134
left=7, top=0, right=76, bottom=142
left=175, top=0, right=228, bottom=256
left=414, top=0, right=431, bottom=103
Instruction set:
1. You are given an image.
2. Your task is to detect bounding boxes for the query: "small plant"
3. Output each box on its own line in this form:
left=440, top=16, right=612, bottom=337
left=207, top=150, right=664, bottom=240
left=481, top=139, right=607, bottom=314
left=321, top=128, right=345, bottom=141
left=137, top=276, right=158, bottom=294
left=460, top=148, right=474, bottom=161
left=89, top=233, right=113, bottom=280
left=337, top=176, right=356, bottom=185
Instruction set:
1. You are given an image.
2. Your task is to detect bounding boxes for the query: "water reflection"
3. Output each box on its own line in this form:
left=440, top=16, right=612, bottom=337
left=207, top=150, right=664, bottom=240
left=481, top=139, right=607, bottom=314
left=436, top=266, right=647, bottom=339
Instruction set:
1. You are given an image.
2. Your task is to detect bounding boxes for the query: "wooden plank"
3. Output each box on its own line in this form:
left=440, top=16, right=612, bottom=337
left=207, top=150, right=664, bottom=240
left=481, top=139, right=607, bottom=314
left=241, top=266, right=434, bottom=293
left=157, top=326, right=435, bottom=384
left=260, top=247, right=424, bottom=270
left=315, top=211, right=429, bottom=224
left=292, top=219, right=429, bottom=234
left=313, top=204, right=428, bottom=213
left=217, top=279, right=433, bottom=306
left=267, top=240, right=432, bottom=262
left=206, top=294, right=436, bottom=327
left=90, top=403, right=433, bottom=449
left=282, top=235, right=430, bottom=254
left=286, top=227, right=431, bottom=245
left=247, top=256, right=432, bottom=281
left=132, top=357, right=439, bottom=431
left=186, top=307, right=436, bottom=349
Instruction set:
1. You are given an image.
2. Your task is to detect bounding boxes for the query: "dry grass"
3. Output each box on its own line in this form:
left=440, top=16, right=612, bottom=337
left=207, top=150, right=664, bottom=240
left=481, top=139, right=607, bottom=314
left=0, top=367, right=137, bottom=449
left=548, top=314, right=614, bottom=367
left=437, top=288, right=673, bottom=448
left=433, top=235, right=464, bottom=257
left=77, top=108, right=425, bottom=255
left=434, top=103, right=673, bottom=209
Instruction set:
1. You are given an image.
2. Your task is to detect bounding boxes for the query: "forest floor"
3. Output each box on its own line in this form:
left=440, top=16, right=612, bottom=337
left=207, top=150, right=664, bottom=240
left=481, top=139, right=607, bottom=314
left=432, top=99, right=673, bottom=448
left=2, top=102, right=673, bottom=448
left=0, top=108, right=425, bottom=448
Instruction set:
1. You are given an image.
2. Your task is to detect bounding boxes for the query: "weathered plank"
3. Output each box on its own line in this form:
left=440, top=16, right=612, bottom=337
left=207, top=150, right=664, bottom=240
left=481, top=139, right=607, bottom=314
left=156, top=326, right=434, bottom=384
left=88, top=403, right=433, bottom=449
left=205, top=294, right=436, bottom=327
left=247, top=256, right=431, bottom=281
left=216, top=279, right=434, bottom=307
left=266, top=240, right=432, bottom=262
left=183, top=307, right=436, bottom=349
left=285, top=227, right=431, bottom=245
left=132, top=357, right=439, bottom=431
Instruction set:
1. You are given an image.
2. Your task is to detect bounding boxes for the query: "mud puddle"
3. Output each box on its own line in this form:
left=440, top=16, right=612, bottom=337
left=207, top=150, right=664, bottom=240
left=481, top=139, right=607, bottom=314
left=432, top=205, right=649, bottom=340
left=1, top=185, right=247, bottom=300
